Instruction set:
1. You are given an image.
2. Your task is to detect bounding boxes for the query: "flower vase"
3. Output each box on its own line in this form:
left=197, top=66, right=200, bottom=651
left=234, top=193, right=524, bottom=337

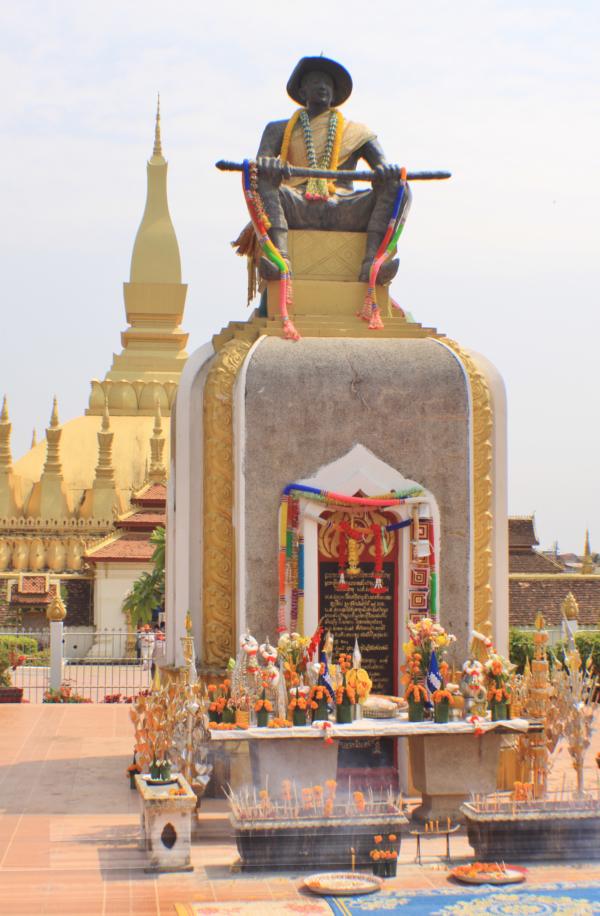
left=385, top=859, right=398, bottom=878
left=209, top=709, right=221, bottom=724
left=491, top=700, right=508, bottom=722
left=336, top=702, right=352, bottom=725
left=256, top=709, right=269, bottom=728
left=408, top=698, right=425, bottom=723
left=234, top=709, right=249, bottom=727
left=293, top=708, right=307, bottom=727
left=222, top=707, right=236, bottom=724
left=434, top=702, right=450, bottom=724
left=313, top=699, right=329, bottom=722
left=129, top=772, right=137, bottom=790
left=149, top=761, right=162, bottom=780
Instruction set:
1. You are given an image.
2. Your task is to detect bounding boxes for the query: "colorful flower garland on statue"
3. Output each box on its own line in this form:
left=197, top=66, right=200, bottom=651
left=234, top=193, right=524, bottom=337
left=280, top=109, right=344, bottom=200
left=277, top=482, right=439, bottom=631
left=241, top=159, right=300, bottom=341
left=359, top=171, right=412, bottom=331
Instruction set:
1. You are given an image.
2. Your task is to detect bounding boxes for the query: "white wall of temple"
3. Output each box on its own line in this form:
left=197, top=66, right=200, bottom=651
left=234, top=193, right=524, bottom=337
left=92, top=561, right=150, bottom=629
left=165, top=341, right=215, bottom=667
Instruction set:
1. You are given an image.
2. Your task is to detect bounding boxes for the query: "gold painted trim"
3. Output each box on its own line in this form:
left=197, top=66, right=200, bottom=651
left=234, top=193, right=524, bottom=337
left=202, top=338, right=252, bottom=667
left=443, top=340, right=493, bottom=632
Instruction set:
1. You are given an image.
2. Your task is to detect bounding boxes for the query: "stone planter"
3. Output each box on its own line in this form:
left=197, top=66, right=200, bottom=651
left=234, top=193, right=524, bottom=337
left=462, top=803, right=600, bottom=861
left=434, top=702, right=450, bottom=724
left=0, top=687, right=23, bottom=703
left=232, top=813, right=407, bottom=871
left=136, top=774, right=196, bottom=872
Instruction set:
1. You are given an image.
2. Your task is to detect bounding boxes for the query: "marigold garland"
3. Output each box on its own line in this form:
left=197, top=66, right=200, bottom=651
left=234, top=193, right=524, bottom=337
left=280, top=108, right=345, bottom=199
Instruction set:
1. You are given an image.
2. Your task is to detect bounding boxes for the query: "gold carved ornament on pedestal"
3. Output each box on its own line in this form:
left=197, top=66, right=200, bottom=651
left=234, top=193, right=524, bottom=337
left=202, top=338, right=252, bottom=668
left=443, top=340, right=493, bottom=633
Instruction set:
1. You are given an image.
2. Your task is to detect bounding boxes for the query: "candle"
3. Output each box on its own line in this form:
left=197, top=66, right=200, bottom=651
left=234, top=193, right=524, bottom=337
left=425, top=822, right=429, bottom=833
left=447, top=817, right=451, bottom=831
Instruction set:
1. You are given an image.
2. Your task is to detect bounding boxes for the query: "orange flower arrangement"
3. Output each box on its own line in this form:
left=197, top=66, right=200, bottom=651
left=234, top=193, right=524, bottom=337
left=255, top=698, right=273, bottom=713
left=374, top=835, right=383, bottom=844
left=288, top=695, right=308, bottom=711
left=325, top=779, right=337, bottom=797
left=324, top=798, right=334, bottom=817
left=432, top=688, right=453, bottom=705
left=406, top=682, right=428, bottom=702
left=370, top=849, right=398, bottom=860
left=268, top=717, right=292, bottom=728
left=353, top=791, right=366, bottom=812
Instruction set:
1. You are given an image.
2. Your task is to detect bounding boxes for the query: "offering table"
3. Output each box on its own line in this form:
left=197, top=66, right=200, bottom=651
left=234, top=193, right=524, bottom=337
left=209, top=717, right=538, bottom=821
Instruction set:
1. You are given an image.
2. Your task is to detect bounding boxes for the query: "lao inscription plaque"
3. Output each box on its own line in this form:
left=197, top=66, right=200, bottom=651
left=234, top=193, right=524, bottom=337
left=318, top=561, right=396, bottom=696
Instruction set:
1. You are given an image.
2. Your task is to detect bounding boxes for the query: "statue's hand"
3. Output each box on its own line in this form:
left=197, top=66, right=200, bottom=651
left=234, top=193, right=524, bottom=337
left=257, top=156, right=291, bottom=187
left=372, top=163, right=403, bottom=188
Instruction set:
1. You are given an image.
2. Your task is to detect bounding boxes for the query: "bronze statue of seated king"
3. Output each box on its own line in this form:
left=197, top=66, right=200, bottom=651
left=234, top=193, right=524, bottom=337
left=235, top=55, right=408, bottom=288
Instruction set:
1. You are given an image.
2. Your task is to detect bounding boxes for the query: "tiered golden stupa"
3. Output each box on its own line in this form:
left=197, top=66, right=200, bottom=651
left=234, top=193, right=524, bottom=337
left=0, top=100, right=186, bottom=631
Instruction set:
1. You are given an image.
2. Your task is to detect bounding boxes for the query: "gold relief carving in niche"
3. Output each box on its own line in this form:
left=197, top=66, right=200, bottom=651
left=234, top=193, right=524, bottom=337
left=444, top=339, right=493, bottom=632
left=318, top=509, right=397, bottom=560
left=202, top=338, right=252, bottom=668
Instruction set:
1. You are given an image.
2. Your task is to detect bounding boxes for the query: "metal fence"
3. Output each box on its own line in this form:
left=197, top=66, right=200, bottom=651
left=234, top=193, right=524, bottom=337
left=1, top=626, right=159, bottom=704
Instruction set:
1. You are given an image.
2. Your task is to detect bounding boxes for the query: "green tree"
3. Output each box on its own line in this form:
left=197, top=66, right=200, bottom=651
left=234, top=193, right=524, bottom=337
left=122, top=527, right=165, bottom=627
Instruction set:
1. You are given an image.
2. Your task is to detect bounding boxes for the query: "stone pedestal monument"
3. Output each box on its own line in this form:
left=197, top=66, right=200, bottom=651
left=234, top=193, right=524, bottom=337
left=165, top=56, right=508, bottom=696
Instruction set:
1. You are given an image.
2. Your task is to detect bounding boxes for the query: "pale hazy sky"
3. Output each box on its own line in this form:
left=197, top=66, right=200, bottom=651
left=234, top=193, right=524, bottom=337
left=0, top=1, right=598, bottom=554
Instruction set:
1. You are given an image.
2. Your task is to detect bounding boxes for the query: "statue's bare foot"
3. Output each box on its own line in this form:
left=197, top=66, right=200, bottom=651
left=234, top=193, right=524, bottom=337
left=259, top=255, right=290, bottom=281
left=359, top=258, right=399, bottom=284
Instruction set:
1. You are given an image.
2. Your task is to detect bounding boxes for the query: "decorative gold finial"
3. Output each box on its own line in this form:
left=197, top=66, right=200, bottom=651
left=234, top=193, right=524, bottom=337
left=185, top=611, right=193, bottom=637
left=562, top=592, right=579, bottom=621
left=153, top=92, right=162, bottom=158
left=148, top=398, right=166, bottom=483
left=535, top=611, right=545, bottom=631
left=49, top=396, right=60, bottom=429
left=31, top=429, right=37, bottom=448
left=101, top=397, right=110, bottom=432
left=0, top=396, right=12, bottom=472
left=47, top=592, right=67, bottom=622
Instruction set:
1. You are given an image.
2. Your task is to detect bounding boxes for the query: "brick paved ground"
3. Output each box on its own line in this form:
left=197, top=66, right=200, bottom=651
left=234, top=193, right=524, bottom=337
left=1, top=705, right=600, bottom=915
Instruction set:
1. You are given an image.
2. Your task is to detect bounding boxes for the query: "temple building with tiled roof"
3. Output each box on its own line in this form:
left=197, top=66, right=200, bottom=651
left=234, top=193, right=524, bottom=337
left=0, top=102, right=184, bottom=638
left=509, top=517, right=600, bottom=628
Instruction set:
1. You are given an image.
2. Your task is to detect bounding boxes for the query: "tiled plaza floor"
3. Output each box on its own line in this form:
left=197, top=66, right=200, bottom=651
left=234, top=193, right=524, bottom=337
left=2, top=705, right=600, bottom=915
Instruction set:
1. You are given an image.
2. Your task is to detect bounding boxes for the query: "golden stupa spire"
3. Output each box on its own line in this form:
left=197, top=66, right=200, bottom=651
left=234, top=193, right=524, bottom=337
left=86, top=95, right=188, bottom=413
left=148, top=399, right=167, bottom=483
left=78, top=401, right=123, bottom=521
left=0, top=396, right=23, bottom=517
left=31, top=428, right=37, bottom=448
left=26, top=397, right=71, bottom=518
left=153, top=93, right=162, bottom=159
left=0, top=396, right=12, bottom=472
left=582, top=529, right=594, bottom=574
left=94, top=399, right=115, bottom=486
left=43, top=397, right=63, bottom=475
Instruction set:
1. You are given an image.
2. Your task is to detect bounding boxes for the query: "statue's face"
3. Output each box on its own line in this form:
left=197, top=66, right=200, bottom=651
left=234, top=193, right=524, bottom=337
left=299, top=70, right=335, bottom=108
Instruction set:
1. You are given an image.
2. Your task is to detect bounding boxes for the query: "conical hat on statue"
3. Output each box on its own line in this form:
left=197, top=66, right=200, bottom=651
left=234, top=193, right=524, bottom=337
left=287, top=56, right=353, bottom=107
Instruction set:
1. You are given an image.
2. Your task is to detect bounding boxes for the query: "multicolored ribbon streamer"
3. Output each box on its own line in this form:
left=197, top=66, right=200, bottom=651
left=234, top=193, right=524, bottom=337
left=359, top=170, right=412, bottom=330
left=242, top=160, right=300, bottom=341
